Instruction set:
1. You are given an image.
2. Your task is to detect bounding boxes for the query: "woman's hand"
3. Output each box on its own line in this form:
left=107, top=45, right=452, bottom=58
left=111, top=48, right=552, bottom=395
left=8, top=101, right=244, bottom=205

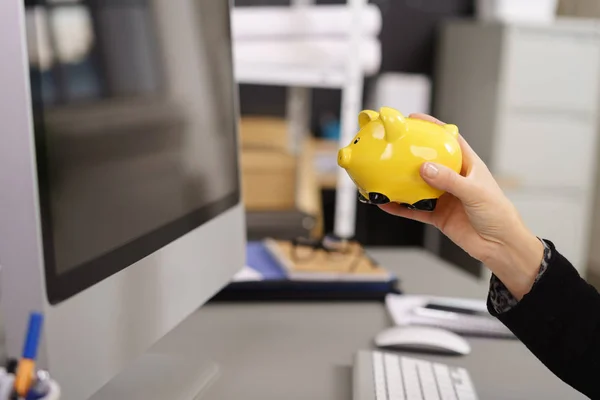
left=380, top=114, right=544, bottom=299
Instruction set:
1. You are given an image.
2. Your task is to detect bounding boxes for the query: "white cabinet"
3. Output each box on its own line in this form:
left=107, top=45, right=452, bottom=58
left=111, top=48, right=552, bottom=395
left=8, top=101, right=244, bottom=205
left=493, top=113, right=597, bottom=189
left=505, top=190, right=589, bottom=268
left=432, top=19, right=600, bottom=276
left=504, top=27, right=600, bottom=111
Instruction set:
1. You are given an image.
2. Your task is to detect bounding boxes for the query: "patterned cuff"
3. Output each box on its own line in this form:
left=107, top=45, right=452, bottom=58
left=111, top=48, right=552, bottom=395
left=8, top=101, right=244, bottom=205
left=488, top=238, right=552, bottom=314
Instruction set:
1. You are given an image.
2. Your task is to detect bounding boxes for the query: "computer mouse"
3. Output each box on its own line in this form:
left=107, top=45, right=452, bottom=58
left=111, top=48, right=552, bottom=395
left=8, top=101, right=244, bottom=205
left=374, top=326, right=471, bottom=356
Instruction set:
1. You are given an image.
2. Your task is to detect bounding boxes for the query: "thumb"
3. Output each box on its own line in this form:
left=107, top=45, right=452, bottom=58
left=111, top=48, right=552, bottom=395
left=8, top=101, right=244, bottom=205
left=420, top=162, right=476, bottom=203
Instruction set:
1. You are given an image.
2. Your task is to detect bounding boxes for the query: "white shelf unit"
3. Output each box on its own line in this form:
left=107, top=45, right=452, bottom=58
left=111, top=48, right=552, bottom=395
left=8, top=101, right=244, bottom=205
left=235, top=64, right=349, bottom=89
left=233, top=0, right=371, bottom=239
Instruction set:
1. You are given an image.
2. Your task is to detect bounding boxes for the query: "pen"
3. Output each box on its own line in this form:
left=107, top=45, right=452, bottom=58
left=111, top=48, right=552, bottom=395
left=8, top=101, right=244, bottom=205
left=14, top=312, right=43, bottom=397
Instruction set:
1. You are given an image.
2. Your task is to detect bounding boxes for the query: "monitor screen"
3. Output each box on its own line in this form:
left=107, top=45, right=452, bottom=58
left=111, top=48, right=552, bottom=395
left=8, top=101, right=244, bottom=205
left=24, top=0, right=240, bottom=304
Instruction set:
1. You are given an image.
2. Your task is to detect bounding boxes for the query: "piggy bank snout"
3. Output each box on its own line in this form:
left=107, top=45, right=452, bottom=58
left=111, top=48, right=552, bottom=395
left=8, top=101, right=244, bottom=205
left=338, top=147, right=352, bottom=168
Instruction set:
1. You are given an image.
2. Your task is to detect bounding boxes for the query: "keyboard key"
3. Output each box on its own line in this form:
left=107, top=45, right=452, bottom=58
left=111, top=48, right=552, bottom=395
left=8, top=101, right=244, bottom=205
left=401, top=357, right=423, bottom=400
left=415, top=360, right=440, bottom=400
left=452, top=368, right=478, bottom=400
left=384, top=353, right=405, bottom=400
left=456, top=390, right=477, bottom=400
left=433, top=364, right=457, bottom=400
left=372, top=352, right=389, bottom=400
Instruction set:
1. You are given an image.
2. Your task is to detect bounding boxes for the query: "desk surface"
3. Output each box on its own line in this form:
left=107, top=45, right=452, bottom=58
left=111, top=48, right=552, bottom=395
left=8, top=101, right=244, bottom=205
left=160, top=248, right=585, bottom=400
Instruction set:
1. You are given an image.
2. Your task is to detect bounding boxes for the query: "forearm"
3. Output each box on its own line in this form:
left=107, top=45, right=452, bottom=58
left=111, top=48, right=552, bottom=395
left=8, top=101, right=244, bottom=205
left=483, top=224, right=545, bottom=300
left=487, top=240, right=600, bottom=399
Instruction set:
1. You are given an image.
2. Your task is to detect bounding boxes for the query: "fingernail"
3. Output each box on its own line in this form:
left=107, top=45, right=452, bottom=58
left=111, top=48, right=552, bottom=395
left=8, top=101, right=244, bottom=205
left=423, top=163, right=439, bottom=178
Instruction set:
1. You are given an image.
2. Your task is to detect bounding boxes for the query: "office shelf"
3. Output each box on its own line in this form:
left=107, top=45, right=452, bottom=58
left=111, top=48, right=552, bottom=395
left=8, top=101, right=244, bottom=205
left=233, top=0, right=375, bottom=239
left=235, top=64, right=348, bottom=89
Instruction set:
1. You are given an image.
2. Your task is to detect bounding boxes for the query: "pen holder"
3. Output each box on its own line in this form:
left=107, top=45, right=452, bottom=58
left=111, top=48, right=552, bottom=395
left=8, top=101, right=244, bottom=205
left=0, top=367, right=60, bottom=400
left=337, top=107, right=463, bottom=211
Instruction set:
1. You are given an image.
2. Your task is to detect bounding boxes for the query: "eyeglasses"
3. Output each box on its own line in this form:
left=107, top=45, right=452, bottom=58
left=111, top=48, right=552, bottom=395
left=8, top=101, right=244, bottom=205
left=290, top=234, right=374, bottom=273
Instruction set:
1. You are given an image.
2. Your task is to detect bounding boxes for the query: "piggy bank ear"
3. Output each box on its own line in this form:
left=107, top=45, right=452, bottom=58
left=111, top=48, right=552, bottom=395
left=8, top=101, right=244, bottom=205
left=379, top=107, right=408, bottom=142
left=358, top=110, right=379, bottom=128
left=444, top=124, right=459, bottom=139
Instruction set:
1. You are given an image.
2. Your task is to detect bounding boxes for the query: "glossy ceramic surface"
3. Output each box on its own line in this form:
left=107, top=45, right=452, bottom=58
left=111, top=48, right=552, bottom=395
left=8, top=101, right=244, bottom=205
left=337, top=107, right=462, bottom=211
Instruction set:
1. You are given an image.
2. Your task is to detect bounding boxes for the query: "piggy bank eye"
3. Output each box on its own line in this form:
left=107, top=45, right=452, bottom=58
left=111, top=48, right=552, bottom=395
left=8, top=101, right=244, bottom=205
left=353, top=137, right=360, bottom=144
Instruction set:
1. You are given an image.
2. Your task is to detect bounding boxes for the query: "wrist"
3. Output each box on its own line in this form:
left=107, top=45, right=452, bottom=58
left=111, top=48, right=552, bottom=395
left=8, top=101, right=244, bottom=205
left=483, top=225, right=544, bottom=300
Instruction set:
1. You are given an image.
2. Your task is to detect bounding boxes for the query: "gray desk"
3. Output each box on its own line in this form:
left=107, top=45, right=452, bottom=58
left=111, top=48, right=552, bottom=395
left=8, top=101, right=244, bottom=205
left=158, top=248, right=585, bottom=399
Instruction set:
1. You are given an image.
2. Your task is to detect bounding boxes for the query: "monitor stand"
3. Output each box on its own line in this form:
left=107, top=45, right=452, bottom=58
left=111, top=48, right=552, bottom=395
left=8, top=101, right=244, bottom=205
left=89, top=353, right=220, bottom=400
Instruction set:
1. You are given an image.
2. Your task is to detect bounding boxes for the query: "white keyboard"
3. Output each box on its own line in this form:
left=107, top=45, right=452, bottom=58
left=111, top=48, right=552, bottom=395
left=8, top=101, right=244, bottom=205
left=353, top=351, right=478, bottom=400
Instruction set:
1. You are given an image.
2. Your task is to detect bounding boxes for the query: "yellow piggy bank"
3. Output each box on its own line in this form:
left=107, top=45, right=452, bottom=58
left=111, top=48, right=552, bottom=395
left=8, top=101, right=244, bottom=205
left=337, top=107, right=462, bottom=211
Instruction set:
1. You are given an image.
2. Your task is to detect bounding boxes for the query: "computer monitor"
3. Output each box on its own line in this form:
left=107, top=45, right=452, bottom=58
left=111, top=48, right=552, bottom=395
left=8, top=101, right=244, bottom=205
left=0, top=1, right=245, bottom=399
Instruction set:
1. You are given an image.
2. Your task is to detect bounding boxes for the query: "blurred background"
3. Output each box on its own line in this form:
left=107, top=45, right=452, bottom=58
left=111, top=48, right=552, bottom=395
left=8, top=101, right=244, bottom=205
left=24, top=0, right=600, bottom=288
left=232, top=0, right=600, bottom=288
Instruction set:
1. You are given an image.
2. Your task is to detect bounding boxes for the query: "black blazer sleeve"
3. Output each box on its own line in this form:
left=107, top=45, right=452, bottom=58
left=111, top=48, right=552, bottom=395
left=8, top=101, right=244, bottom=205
left=487, top=240, right=600, bottom=399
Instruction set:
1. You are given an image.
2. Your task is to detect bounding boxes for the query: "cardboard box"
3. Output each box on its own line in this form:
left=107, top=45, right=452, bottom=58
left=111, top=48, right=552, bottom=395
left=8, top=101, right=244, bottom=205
left=241, top=147, right=297, bottom=211
left=239, top=116, right=288, bottom=150
left=239, top=117, right=295, bottom=211
left=238, top=116, right=323, bottom=237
